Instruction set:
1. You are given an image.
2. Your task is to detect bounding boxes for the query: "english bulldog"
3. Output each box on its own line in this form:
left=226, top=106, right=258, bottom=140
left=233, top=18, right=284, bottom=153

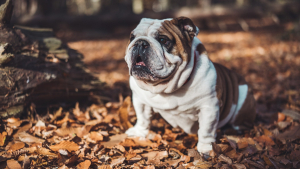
left=124, top=17, right=256, bottom=155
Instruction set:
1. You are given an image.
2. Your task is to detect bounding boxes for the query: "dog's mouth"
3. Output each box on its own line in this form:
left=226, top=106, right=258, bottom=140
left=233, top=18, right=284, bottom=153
left=131, top=54, right=159, bottom=81
left=135, top=56, right=146, bottom=67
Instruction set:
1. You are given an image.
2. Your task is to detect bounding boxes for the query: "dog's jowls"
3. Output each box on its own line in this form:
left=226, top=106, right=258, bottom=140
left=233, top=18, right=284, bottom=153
left=124, top=17, right=256, bottom=155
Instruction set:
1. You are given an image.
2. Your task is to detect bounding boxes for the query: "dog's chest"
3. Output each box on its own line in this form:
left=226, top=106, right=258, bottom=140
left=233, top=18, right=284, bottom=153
left=139, top=92, right=200, bottom=134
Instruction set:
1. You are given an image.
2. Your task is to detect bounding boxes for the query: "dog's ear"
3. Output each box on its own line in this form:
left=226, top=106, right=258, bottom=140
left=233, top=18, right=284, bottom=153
left=170, top=17, right=199, bottom=41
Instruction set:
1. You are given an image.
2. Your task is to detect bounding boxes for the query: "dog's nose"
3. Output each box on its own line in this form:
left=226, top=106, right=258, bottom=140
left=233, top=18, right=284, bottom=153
left=135, top=39, right=149, bottom=49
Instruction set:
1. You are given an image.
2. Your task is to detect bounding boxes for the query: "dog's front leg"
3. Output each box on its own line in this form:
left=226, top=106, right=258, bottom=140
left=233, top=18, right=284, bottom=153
left=197, top=102, right=219, bottom=155
left=125, top=94, right=152, bottom=137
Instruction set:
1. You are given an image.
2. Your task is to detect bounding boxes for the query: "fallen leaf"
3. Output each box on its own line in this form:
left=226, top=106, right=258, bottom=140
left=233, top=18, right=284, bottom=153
left=102, top=134, right=127, bottom=148
left=76, top=160, right=91, bottom=169
left=13, top=123, right=32, bottom=138
left=36, top=147, right=58, bottom=157
left=182, top=134, right=198, bottom=148
left=5, top=118, right=22, bottom=129
left=98, top=165, right=112, bottom=169
left=194, top=161, right=213, bottom=168
left=275, top=125, right=300, bottom=144
left=0, top=131, right=7, bottom=146
left=6, top=159, right=22, bottom=169
left=277, top=112, right=286, bottom=122
left=212, top=142, right=222, bottom=154
left=58, top=165, right=69, bottom=169
left=282, top=109, right=300, bottom=120
left=114, top=145, right=126, bottom=153
left=118, top=96, right=133, bottom=130
left=49, top=141, right=79, bottom=152
left=289, top=150, right=300, bottom=161
left=255, top=135, right=275, bottom=146
left=232, top=164, right=247, bottom=169
left=7, top=142, right=25, bottom=153
left=141, top=151, right=168, bottom=160
left=218, top=154, right=232, bottom=164
left=110, top=157, right=125, bottom=167
left=226, top=135, right=238, bottom=150
left=187, top=149, right=202, bottom=160
left=22, top=154, right=30, bottom=169
left=237, top=140, right=248, bottom=149
left=277, top=121, right=290, bottom=130
left=85, top=131, right=103, bottom=143
left=263, top=155, right=274, bottom=167
left=18, top=132, right=45, bottom=143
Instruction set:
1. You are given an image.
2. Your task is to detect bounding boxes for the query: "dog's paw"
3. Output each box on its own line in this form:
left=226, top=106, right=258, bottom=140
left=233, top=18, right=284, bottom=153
left=197, top=142, right=212, bottom=156
left=125, top=126, right=149, bottom=138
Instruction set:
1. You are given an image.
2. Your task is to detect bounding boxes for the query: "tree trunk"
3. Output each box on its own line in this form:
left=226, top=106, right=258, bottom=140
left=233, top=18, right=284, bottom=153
left=0, top=1, right=107, bottom=118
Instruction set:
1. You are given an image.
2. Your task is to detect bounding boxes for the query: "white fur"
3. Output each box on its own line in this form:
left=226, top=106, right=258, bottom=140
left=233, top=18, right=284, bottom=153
left=125, top=18, right=247, bottom=155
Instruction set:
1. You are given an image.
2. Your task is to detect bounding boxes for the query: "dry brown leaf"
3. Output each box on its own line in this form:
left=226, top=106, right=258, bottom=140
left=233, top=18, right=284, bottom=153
left=36, top=147, right=58, bottom=157
left=212, top=142, right=222, bottom=154
left=120, top=138, right=136, bottom=147
left=144, top=165, right=155, bottom=169
left=18, top=132, right=45, bottom=143
left=218, top=154, right=232, bottom=164
left=50, top=107, right=63, bottom=123
left=110, top=157, right=125, bottom=167
left=263, top=155, right=274, bottom=167
left=226, top=135, right=238, bottom=150
left=0, top=131, right=7, bottom=146
left=114, top=144, right=126, bottom=153
left=132, top=137, right=158, bottom=148
left=232, top=164, right=247, bottom=169
left=55, top=112, right=75, bottom=125
left=263, top=128, right=273, bottom=137
left=182, top=134, right=198, bottom=148
left=49, top=141, right=79, bottom=152
left=141, top=151, right=168, bottom=160
left=282, top=109, right=300, bottom=120
left=76, top=160, right=91, bottom=169
left=289, top=150, right=300, bottom=161
left=7, top=142, right=25, bottom=153
left=187, top=149, right=202, bottom=160
left=102, top=134, right=128, bottom=148
left=58, top=165, right=69, bottom=169
left=118, top=96, right=133, bottom=130
left=98, top=165, right=112, bottom=169
left=277, top=112, right=286, bottom=122
left=5, top=118, right=22, bottom=129
left=85, top=131, right=103, bottom=143
left=22, top=154, right=30, bottom=169
left=194, top=161, right=213, bottom=168
left=6, top=159, right=22, bottom=169
left=275, top=125, right=300, bottom=144
left=255, top=135, right=275, bottom=146
left=237, top=140, right=248, bottom=149
left=125, top=151, right=137, bottom=160
left=13, top=123, right=32, bottom=138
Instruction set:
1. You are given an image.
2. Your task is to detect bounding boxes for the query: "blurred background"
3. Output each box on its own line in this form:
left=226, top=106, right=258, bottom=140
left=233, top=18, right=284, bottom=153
left=5, top=0, right=300, bottom=116
left=8, top=0, right=300, bottom=40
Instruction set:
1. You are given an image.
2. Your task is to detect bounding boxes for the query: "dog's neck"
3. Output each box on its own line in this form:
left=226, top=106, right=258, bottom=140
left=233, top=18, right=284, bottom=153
left=135, top=37, right=206, bottom=94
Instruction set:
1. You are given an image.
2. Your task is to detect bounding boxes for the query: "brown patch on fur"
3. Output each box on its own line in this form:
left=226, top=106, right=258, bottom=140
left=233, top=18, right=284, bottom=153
left=213, top=63, right=240, bottom=121
left=213, top=63, right=256, bottom=128
left=160, top=17, right=197, bottom=62
left=196, top=43, right=207, bottom=55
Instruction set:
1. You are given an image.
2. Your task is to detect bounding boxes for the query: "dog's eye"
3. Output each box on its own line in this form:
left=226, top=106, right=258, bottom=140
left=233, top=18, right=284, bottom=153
left=159, top=38, right=170, bottom=45
left=130, top=34, right=135, bottom=42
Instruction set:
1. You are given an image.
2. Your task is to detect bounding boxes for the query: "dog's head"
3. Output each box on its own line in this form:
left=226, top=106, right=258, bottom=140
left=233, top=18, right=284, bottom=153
left=125, top=17, right=202, bottom=93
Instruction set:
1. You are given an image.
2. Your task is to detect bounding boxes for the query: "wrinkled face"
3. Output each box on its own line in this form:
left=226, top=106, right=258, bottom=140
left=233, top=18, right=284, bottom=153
left=125, top=17, right=198, bottom=84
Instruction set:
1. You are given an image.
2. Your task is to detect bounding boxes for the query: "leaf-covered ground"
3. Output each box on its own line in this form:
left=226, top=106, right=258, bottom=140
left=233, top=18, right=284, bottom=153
left=1, top=29, right=300, bottom=168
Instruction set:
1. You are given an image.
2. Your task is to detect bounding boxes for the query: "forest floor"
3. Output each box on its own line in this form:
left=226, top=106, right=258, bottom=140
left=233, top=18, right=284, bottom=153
left=1, top=27, right=300, bottom=168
